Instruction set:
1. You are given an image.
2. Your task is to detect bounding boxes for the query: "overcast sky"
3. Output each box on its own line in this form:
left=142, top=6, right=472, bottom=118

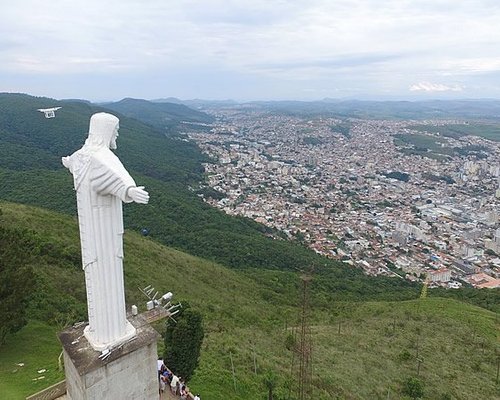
left=2, top=0, right=500, bottom=101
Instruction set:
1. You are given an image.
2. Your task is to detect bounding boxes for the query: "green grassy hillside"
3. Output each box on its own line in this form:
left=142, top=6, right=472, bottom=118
left=0, top=202, right=498, bottom=400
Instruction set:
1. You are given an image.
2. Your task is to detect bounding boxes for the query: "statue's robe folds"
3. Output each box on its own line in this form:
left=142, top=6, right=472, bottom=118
left=64, top=147, right=136, bottom=350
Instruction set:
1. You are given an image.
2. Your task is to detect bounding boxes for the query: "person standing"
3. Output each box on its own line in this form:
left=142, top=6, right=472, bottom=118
left=170, top=374, right=179, bottom=395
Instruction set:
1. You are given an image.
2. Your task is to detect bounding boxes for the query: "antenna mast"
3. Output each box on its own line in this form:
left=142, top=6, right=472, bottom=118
left=296, top=274, right=313, bottom=400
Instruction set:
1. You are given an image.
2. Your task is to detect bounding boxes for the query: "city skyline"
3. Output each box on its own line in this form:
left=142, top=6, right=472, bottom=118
left=2, top=0, right=500, bottom=101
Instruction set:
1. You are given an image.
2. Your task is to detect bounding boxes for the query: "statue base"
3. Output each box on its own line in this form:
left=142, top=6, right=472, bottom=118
left=59, top=315, right=159, bottom=400
left=83, top=320, right=136, bottom=352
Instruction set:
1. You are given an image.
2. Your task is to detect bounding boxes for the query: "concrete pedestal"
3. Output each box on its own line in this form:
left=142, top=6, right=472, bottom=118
left=59, top=314, right=159, bottom=400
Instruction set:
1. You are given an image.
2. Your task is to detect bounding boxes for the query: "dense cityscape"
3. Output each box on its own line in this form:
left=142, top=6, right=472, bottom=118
left=188, top=108, right=500, bottom=290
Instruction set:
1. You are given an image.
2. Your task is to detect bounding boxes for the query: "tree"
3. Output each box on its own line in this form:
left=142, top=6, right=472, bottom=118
left=0, top=226, right=35, bottom=346
left=485, top=248, right=497, bottom=256
left=402, top=377, right=424, bottom=399
left=384, top=171, right=410, bottom=182
left=262, top=370, right=278, bottom=400
left=164, top=304, right=204, bottom=381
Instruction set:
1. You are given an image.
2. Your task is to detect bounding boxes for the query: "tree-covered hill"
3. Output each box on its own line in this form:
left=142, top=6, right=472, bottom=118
left=0, top=93, right=331, bottom=272
left=101, top=97, right=214, bottom=133
left=2, top=93, right=499, bottom=314
left=0, top=93, right=413, bottom=284
left=0, top=93, right=396, bottom=298
left=0, top=202, right=498, bottom=400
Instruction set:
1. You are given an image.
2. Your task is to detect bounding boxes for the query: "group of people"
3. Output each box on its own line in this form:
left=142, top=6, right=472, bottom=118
left=157, top=359, right=200, bottom=400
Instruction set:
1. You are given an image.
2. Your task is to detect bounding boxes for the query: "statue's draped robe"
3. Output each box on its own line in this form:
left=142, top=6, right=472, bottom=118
left=65, top=146, right=136, bottom=349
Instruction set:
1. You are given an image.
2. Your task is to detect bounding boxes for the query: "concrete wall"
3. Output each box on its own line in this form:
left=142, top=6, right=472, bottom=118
left=64, top=342, right=158, bottom=400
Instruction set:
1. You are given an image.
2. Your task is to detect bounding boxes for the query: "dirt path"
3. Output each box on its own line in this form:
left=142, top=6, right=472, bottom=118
left=159, top=389, right=179, bottom=400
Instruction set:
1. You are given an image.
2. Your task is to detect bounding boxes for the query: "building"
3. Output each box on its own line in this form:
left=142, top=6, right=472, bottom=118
left=428, top=268, right=451, bottom=283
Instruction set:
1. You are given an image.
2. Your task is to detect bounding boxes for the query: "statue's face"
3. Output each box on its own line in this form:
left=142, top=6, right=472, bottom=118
left=110, top=123, right=119, bottom=149
left=88, top=112, right=120, bottom=149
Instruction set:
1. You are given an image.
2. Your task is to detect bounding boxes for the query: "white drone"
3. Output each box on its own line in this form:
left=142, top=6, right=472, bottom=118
left=37, top=107, right=61, bottom=118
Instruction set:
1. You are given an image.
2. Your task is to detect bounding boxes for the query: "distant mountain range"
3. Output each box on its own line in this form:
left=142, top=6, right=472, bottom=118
left=152, top=97, right=238, bottom=108
left=243, top=99, right=500, bottom=120
left=148, top=97, right=500, bottom=121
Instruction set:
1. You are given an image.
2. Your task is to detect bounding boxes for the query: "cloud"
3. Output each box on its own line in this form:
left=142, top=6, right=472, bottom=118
left=442, top=58, right=500, bottom=74
left=409, top=82, right=464, bottom=92
left=250, top=53, right=402, bottom=72
left=2, top=0, right=500, bottom=99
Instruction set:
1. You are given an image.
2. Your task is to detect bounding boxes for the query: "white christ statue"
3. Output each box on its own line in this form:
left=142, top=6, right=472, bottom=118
left=62, top=112, right=149, bottom=351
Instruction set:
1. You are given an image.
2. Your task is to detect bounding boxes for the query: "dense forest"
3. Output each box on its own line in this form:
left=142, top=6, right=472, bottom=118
left=0, top=93, right=322, bottom=271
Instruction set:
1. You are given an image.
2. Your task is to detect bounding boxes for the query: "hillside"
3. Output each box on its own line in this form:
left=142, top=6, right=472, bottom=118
left=1, top=93, right=499, bottom=312
left=0, top=93, right=337, bottom=272
left=0, top=93, right=432, bottom=305
left=0, top=202, right=499, bottom=400
left=102, top=97, right=214, bottom=133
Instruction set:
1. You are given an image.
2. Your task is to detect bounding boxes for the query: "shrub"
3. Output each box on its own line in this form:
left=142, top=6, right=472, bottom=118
left=164, top=304, right=204, bottom=381
left=402, top=377, right=424, bottom=399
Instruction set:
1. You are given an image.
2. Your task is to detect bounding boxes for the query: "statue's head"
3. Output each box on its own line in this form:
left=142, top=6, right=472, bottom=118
left=87, top=112, right=120, bottom=149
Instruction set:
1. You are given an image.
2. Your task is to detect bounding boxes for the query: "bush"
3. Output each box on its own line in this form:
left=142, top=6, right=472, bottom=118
left=398, top=350, right=412, bottom=362
left=0, top=226, right=35, bottom=346
left=402, top=377, right=424, bottom=399
left=164, top=304, right=204, bottom=381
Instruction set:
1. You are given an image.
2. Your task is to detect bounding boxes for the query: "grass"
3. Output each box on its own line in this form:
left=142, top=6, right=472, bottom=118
left=0, top=321, right=65, bottom=400
left=312, top=299, right=500, bottom=399
left=1, top=202, right=499, bottom=399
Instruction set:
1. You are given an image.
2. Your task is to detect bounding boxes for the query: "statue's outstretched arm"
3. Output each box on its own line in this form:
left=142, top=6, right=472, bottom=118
left=127, top=186, right=149, bottom=204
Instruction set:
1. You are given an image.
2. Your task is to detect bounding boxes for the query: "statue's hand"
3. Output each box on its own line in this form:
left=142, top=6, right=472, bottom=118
left=128, top=186, right=149, bottom=204
left=62, top=156, right=70, bottom=169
